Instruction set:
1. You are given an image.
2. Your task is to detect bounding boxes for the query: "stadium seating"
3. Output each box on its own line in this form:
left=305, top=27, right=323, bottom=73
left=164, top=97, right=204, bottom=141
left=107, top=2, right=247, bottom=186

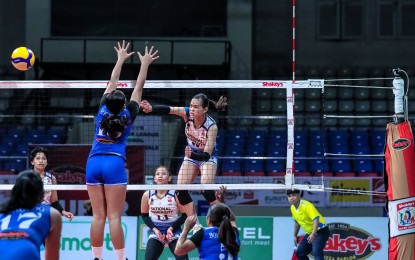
left=221, top=159, right=242, bottom=176
left=265, top=159, right=285, bottom=175
left=331, top=159, right=352, bottom=173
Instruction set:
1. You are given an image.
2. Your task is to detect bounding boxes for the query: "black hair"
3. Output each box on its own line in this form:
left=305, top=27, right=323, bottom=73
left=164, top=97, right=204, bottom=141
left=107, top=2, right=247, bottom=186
left=207, top=203, right=240, bottom=257
left=30, top=146, right=48, bottom=162
left=0, top=170, right=44, bottom=214
left=286, top=189, right=301, bottom=195
left=154, top=165, right=171, bottom=176
left=106, top=90, right=127, bottom=114
left=153, top=165, right=172, bottom=184
left=192, top=93, right=227, bottom=112
left=101, top=90, right=128, bottom=139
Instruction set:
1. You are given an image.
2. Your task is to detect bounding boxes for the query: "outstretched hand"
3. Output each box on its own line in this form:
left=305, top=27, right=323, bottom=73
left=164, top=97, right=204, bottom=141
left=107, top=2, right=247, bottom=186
left=114, top=40, right=135, bottom=61
left=215, top=185, right=227, bottom=203
left=139, top=100, right=153, bottom=113
left=215, top=96, right=228, bottom=111
left=184, top=215, right=198, bottom=231
left=137, top=46, right=159, bottom=66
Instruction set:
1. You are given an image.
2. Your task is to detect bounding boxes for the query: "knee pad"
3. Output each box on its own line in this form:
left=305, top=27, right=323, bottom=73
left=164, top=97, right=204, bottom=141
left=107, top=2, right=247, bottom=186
left=202, top=190, right=217, bottom=204
left=176, top=190, right=193, bottom=205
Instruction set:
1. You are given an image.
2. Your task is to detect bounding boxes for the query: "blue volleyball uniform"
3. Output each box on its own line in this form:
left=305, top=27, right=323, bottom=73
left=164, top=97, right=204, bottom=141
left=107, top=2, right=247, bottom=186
left=148, top=190, right=182, bottom=242
left=182, top=107, right=218, bottom=166
left=86, top=96, right=139, bottom=185
left=189, top=226, right=240, bottom=260
left=0, top=204, right=51, bottom=260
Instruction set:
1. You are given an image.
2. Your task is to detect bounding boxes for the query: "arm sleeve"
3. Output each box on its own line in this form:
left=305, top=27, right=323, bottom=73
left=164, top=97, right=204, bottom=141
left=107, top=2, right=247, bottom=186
left=51, top=201, right=64, bottom=215
left=190, top=152, right=211, bottom=162
left=151, top=105, right=171, bottom=115
left=189, top=228, right=204, bottom=247
left=127, top=101, right=139, bottom=121
left=170, top=214, right=187, bottom=230
left=99, top=93, right=109, bottom=107
left=141, top=213, right=156, bottom=230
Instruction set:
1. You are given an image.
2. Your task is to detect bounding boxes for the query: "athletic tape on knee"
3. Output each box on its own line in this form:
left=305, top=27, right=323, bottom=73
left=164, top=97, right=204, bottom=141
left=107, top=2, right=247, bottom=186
left=202, top=190, right=217, bottom=203
left=176, top=190, right=193, bottom=205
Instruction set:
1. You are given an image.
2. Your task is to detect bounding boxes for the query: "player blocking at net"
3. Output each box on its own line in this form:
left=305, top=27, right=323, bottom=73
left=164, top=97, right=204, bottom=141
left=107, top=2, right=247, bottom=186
left=85, top=41, right=159, bottom=260
left=139, top=94, right=227, bottom=218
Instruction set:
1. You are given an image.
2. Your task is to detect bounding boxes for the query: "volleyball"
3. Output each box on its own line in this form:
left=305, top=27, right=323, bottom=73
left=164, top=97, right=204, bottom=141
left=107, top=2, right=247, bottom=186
left=11, top=47, right=35, bottom=71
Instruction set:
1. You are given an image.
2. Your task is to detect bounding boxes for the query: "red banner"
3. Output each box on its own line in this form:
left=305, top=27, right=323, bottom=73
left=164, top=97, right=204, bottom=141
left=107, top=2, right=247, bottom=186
left=29, top=145, right=144, bottom=216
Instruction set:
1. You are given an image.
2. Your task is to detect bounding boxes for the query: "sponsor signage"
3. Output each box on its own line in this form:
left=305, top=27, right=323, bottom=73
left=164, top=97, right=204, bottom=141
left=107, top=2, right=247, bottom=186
left=388, top=196, right=415, bottom=237
left=137, top=216, right=273, bottom=260
left=325, top=222, right=381, bottom=259
left=327, top=179, right=371, bottom=204
left=168, top=176, right=384, bottom=207
left=391, top=138, right=411, bottom=151
left=28, top=144, right=145, bottom=216
left=40, top=216, right=137, bottom=260
left=129, top=116, right=162, bottom=166
left=37, top=216, right=387, bottom=260
left=274, top=217, right=388, bottom=260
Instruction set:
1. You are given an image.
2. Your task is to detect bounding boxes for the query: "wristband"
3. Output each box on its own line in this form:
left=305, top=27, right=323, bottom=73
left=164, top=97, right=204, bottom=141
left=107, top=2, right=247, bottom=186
left=190, top=151, right=211, bottom=162
left=152, top=105, right=171, bottom=115
left=51, top=201, right=64, bottom=214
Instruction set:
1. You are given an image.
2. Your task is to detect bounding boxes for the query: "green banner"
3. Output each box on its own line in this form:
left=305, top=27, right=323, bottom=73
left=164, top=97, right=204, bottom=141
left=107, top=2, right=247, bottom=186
left=137, top=216, right=273, bottom=260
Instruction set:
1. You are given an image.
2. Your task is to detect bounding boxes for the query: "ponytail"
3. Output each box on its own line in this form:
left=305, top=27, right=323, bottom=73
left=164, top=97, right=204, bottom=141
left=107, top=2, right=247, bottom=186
left=100, top=114, right=127, bottom=139
left=208, top=96, right=228, bottom=112
left=218, top=215, right=240, bottom=257
left=207, top=203, right=240, bottom=257
left=193, top=93, right=228, bottom=112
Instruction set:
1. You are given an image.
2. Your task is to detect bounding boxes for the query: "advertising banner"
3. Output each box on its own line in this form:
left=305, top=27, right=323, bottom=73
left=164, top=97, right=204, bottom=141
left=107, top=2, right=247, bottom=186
left=326, top=178, right=372, bottom=206
left=30, top=144, right=145, bottom=216
left=137, top=216, right=273, bottom=260
left=388, top=196, right=415, bottom=237
left=35, top=216, right=388, bottom=260
left=129, top=115, right=162, bottom=167
left=274, top=217, right=388, bottom=260
left=187, top=176, right=326, bottom=207
left=40, top=216, right=137, bottom=260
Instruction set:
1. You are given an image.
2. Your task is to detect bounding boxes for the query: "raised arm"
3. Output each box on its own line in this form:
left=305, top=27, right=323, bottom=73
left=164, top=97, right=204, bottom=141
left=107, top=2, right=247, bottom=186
left=104, top=40, right=135, bottom=95
left=130, top=46, right=159, bottom=103
left=174, top=215, right=198, bottom=256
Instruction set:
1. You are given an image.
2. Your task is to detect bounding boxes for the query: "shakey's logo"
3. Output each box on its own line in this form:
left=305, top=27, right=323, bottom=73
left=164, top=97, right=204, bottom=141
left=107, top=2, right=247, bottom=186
left=391, top=138, right=411, bottom=151
left=397, top=201, right=415, bottom=230
left=325, top=223, right=381, bottom=259
left=262, top=82, right=284, bottom=87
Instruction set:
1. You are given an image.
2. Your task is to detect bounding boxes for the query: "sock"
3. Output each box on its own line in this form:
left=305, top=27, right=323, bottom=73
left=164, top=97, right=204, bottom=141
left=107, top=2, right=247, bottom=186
left=92, top=246, right=102, bottom=260
left=115, top=248, right=126, bottom=260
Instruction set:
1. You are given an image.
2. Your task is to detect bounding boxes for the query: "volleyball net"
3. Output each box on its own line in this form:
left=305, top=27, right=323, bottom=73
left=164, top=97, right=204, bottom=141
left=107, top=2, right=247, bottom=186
left=0, top=76, right=401, bottom=199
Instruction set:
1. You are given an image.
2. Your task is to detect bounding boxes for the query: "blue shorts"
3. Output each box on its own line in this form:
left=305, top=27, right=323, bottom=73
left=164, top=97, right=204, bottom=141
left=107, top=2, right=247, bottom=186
left=183, top=155, right=218, bottom=168
left=86, top=155, right=127, bottom=185
left=0, top=239, right=40, bottom=259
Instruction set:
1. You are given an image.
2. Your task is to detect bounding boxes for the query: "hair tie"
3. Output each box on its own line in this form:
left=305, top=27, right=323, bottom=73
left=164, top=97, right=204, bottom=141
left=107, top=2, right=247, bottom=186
left=222, top=215, right=228, bottom=221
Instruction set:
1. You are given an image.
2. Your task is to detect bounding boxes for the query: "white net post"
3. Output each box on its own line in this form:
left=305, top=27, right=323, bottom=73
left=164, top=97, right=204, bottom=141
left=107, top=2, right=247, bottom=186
left=285, top=81, right=294, bottom=188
